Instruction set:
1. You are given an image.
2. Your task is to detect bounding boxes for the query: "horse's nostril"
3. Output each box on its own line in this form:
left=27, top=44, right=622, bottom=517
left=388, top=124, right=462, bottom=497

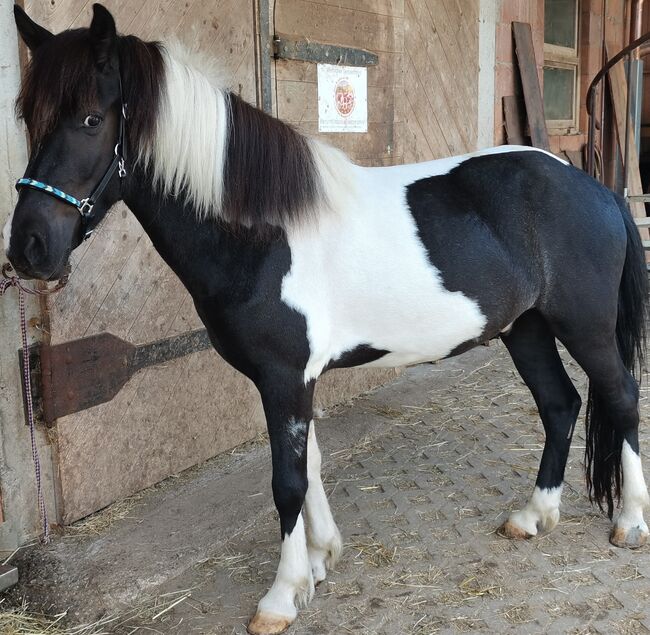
left=24, top=232, right=47, bottom=268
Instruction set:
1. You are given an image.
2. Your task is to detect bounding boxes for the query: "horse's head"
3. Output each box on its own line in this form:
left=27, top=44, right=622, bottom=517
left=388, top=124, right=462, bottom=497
left=4, top=4, right=124, bottom=280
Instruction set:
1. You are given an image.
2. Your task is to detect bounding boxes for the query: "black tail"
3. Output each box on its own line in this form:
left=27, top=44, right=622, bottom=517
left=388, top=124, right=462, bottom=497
left=585, top=196, right=648, bottom=518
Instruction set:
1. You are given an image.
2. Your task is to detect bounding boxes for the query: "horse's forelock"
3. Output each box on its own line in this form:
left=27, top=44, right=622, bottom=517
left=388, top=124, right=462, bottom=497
left=16, top=29, right=98, bottom=146
left=16, top=29, right=164, bottom=154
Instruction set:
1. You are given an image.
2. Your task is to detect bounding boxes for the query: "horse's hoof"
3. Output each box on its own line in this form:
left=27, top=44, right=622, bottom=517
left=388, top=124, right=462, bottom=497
left=497, top=520, right=534, bottom=540
left=610, top=525, right=649, bottom=549
left=247, top=611, right=293, bottom=635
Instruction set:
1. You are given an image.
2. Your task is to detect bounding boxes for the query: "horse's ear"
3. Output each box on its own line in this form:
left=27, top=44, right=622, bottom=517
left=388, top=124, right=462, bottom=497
left=90, top=3, right=117, bottom=70
left=14, top=5, right=54, bottom=51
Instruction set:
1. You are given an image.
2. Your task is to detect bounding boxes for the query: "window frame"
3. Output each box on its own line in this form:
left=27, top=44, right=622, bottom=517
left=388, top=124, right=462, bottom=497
left=543, top=0, right=580, bottom=134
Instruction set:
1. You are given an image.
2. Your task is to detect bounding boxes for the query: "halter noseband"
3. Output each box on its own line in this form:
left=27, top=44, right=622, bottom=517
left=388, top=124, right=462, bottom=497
left=15, top=82, right=128, bottom=242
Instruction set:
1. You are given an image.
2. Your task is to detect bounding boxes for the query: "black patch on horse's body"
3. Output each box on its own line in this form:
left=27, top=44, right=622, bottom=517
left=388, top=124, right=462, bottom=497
left=223, top=94, right=320, bottom=231
left=323, top=344, right=390, bottom=372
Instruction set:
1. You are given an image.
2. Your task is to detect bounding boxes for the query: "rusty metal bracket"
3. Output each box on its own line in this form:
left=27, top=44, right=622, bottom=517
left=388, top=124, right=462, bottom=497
left=21, top=329, right=212, bottom=426
left=273, top=35, right=378, bottom=67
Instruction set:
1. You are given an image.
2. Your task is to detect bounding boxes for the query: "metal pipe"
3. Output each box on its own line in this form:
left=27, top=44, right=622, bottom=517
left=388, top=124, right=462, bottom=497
left=624, top=52, right=632, bottom=195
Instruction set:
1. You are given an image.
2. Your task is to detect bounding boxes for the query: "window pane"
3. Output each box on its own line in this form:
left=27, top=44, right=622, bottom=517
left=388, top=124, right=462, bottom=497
left=544, top=0, right=577, bottom=48
left=544, top=66, right=575, bottom=121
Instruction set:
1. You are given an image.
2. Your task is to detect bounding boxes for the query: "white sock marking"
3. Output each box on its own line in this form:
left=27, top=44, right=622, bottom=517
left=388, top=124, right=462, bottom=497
left=256, top=513, right=313, bottom=620
left=616, top=440, right=650, bottom=534
left=508, top=485, right=562, bottom=535
left=304, top=424, right=341, bottom=583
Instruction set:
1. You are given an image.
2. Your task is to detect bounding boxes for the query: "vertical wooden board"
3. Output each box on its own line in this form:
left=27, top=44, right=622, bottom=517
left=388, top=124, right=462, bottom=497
left=403, top=0, right=479, bottom=158
left=502, top=95, right=526, bottom=145
left=512, top=21, right=550, bottom=151
left=408, top=0, right=476, bottom=147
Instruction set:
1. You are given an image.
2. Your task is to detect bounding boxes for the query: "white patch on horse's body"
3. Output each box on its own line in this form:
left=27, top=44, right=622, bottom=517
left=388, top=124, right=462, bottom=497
left=139, top=44, right=228, bottom=219
left=304, top=423, right=342, bottom=584
left=253, top=513, right=313, bottom=624
left=2, top=210, right=13, bottom=254
left=286, top=417, right=308, bottom=457
left=506, top=485, right=562, bottom=536
left=614, top=440, right=650, bottom=536
left=282, top=146, right=554, bottom=383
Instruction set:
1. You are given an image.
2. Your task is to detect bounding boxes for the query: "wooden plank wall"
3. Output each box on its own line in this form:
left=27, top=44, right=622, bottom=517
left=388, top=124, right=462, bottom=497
left=275, top=0, right=405, bottom=166
left=275, top=0, right=480, bottom=166
left=403, top=0, right=479, bottom=162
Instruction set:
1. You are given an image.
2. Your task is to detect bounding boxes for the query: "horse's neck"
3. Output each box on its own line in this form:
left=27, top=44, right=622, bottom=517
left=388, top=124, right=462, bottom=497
left=122, top=168, right=281, bottom=302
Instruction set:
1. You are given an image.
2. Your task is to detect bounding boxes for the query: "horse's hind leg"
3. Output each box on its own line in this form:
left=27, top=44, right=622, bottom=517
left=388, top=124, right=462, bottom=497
left=557, top=332, right=650, bottom=548
left=498, top=310, right=582, bottom=539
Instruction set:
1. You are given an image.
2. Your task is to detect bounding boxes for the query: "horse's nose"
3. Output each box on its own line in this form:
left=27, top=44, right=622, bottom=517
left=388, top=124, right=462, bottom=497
left=22, top=232, right=48, bottom=270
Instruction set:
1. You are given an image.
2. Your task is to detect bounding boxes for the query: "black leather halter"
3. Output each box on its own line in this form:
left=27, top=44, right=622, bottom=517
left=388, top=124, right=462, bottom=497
left=15, top=81, right=128, bottom=241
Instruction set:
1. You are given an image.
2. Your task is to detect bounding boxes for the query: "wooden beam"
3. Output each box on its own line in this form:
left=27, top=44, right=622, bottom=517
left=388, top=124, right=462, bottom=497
left=502, top=95, right=526, bottom=145
left=512, top=22, right=550, bottom=151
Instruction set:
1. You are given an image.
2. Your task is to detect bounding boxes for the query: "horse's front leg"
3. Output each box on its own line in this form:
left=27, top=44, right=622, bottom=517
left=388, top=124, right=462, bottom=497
left=248, top=378, right=315, bottom=635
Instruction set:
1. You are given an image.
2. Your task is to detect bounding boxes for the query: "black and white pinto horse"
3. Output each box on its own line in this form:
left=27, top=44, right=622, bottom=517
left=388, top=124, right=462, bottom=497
left=5, top=5, right=650, bottom=633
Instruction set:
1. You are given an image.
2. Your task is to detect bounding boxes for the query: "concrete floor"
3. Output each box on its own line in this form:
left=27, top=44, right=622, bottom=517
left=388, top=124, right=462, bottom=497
left=4, top=340, right=650, bottom=634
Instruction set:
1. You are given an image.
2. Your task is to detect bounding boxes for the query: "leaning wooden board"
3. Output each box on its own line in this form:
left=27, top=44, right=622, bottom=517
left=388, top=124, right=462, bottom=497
left=512, top=22, right=550, bottom=152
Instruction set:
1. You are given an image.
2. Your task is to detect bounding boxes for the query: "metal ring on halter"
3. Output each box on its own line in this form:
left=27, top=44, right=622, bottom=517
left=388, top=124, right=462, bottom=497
left=78, top=198, right=94, bottom=217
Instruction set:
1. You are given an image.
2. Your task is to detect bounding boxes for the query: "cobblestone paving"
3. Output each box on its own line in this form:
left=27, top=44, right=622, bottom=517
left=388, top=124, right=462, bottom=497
left=146, top=341, right=650, bottom=635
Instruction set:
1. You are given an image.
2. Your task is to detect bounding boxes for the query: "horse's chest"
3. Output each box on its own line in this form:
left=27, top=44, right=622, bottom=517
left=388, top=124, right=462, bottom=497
left=281, top=204, right=487, bottom=381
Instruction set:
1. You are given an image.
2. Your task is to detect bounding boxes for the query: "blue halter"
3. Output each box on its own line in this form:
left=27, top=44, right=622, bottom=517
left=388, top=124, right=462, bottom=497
left=15, top=90, right=128, bottom=241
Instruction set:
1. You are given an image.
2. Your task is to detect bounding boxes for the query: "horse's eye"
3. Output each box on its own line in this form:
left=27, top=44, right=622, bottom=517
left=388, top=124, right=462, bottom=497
left=82, top=114, right=103, bottom=128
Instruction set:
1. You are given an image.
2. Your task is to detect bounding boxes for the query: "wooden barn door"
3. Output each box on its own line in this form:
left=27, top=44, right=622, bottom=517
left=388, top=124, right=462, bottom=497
left=24, top=0, right=266, bottom=524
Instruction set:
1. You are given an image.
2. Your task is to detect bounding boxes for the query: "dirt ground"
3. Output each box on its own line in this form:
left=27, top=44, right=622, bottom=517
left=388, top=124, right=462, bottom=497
left=3, top=340, right=650, bottom=634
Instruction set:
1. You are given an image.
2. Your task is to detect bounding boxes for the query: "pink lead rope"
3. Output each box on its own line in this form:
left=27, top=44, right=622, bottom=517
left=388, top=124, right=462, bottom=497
left=0, top=263, right=68, bottom=544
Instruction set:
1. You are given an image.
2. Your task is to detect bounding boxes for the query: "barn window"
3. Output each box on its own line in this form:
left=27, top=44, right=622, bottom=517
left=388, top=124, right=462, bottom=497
left=543, top=0, right=580, bottom=133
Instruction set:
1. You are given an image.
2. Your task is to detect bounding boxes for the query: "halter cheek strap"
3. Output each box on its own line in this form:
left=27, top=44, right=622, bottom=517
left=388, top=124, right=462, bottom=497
left=15, top=90, right=128, bottom=242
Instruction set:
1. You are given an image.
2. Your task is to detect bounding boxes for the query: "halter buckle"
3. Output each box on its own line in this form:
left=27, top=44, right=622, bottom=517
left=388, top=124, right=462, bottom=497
left=118, top=158, right=127, bottom=179
left=78, top=198, right=94, bottom=217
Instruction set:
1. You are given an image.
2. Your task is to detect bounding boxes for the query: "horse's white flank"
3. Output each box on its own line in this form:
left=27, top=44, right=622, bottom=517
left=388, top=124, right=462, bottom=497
left=506, top=485, right=563, bottom=536
left=616, top=440, right=650, bottom=536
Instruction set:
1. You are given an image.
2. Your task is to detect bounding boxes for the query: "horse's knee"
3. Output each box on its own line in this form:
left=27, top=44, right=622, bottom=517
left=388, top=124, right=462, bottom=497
left=273, top=474, right=308, bottom=536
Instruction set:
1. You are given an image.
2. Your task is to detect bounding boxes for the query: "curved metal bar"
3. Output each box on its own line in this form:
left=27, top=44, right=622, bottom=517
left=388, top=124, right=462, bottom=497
left=586, top=30, right=650, bottom=117
left=586, top=30, right=650, bottom=178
